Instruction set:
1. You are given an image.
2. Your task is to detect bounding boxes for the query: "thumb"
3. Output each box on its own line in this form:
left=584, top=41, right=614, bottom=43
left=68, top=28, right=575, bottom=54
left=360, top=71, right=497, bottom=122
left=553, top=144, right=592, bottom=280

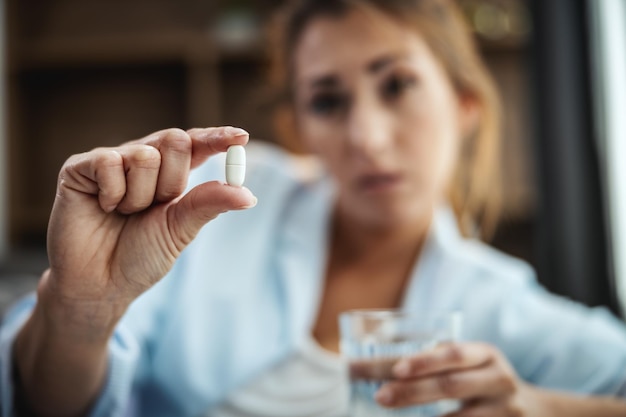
left=169, top=181, right=257, bottom=248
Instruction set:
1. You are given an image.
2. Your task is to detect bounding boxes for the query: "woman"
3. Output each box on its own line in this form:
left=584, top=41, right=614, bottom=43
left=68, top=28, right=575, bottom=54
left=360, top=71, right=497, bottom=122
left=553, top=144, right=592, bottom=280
left=3, top=0, right=626, bottom=416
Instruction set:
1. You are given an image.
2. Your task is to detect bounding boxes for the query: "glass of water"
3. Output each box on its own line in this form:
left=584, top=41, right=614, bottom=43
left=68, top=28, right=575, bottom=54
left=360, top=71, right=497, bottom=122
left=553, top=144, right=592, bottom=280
left=339, top=309, right=462, bottom=417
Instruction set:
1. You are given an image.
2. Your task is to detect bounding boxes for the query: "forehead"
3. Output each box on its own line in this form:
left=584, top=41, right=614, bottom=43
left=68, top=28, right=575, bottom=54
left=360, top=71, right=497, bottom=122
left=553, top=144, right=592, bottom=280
left=294, top=9, right=430, bottom=82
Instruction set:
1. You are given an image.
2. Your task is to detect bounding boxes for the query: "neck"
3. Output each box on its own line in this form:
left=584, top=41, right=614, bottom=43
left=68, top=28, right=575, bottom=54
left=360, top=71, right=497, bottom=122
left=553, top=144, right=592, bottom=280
left=331, top=206, right=433, bottom=266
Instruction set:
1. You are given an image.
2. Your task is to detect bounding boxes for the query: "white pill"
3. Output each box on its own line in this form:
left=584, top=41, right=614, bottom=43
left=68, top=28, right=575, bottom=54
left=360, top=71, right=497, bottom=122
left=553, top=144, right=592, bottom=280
left=225, top=145, right=246, bottom=187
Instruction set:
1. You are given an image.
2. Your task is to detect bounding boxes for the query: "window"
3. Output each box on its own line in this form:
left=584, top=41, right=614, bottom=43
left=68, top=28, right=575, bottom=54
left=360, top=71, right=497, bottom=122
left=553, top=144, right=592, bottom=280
left=590, top=0, right=626, bottom=316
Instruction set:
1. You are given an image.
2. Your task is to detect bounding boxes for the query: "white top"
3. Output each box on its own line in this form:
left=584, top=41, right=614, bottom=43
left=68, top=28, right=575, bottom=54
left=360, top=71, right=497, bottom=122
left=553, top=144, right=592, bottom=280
left=211, top=338, right=349, bottom=417
left=2, top=141, right=626, bottom=417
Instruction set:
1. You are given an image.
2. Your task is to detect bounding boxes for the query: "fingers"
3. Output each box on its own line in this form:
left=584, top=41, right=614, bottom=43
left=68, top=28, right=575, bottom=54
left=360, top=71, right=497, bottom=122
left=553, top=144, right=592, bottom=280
left=60, top=149, right=126, bottom=212
left=133, top=126, right=249, bottom=201
left=374, top=343, right=519, bottom=409
left=392, top=342, right=495, bottom=379
left=60, top=126, right=251, bottom=214
left=114, top=145, right=161, bottom=214
left=137, top=128, right=192, bottom=202
left=441, top=400, right=507, bottom=417
left=349, top=342, right=493, bottom=382
left=376, top=364, right=516, bottom=408
left=350, top=358, right=397, bottom=380
left=93, top=152, right=126, bottom=212
left=186, top=126, right=249, bottom=168
left=168, top=181, right=257, bottom=249
left=71, top=145, right=161, bottom=214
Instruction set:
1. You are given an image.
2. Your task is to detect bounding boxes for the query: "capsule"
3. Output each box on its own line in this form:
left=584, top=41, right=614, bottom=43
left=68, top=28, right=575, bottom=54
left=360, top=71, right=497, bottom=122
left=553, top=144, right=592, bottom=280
left=225, top=145, right=246, bottom=187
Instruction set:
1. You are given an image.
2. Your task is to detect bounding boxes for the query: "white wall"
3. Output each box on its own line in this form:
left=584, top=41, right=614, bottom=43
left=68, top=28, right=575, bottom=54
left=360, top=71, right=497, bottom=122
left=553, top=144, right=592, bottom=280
left=590, top=0, right=626, bottom=316
left=0, top=0, right=8, bottom=261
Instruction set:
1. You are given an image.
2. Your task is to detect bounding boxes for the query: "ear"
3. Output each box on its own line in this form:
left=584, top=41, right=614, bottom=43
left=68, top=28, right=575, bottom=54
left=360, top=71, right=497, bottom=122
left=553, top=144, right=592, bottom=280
left=457, top=93, right=481, bottom=140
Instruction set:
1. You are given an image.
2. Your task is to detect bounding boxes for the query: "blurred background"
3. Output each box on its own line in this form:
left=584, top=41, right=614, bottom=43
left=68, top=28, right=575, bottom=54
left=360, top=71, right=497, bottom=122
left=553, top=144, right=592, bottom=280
left=0, top=0, right=624, bottom=319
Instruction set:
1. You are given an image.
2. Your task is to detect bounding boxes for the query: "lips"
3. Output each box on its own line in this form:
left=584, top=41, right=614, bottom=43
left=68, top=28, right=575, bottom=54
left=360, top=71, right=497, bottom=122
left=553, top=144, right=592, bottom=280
left=356, top=173, right=403, bottom=193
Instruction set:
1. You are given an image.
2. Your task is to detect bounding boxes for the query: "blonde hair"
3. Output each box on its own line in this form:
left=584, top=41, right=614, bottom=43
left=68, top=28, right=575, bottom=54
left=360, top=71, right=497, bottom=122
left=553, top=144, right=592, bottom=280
left=268, top=0, right=502, bottom=239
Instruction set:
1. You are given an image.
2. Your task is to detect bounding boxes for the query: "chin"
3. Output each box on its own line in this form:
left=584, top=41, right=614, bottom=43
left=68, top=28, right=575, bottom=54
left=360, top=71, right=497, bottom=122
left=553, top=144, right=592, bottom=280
left=354, top=199, right=432, bottom=231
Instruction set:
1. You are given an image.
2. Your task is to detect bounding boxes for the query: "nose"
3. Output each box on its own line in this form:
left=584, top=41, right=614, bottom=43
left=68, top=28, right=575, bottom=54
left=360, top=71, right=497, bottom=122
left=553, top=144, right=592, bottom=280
left=345, top=95, right=392, bottom=158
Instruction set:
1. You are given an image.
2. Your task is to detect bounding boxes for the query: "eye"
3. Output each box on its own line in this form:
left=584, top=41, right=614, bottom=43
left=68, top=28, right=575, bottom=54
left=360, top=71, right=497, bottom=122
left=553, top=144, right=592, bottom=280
left=381, top=74, right=417, bottom=101
left=308, top=93, right=347, bottom=116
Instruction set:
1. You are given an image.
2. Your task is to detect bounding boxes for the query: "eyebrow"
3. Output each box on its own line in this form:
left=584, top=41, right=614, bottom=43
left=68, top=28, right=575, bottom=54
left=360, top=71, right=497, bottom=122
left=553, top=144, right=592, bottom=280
left=367, top=54, right=405, bottom=74
left=310, top=75, right=340, bottom=89
left=304, top=53, right=408, bottom=89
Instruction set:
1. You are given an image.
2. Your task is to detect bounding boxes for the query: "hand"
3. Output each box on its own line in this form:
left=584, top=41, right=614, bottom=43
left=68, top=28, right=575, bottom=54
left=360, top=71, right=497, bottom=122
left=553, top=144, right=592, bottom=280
left=41, top=126, right=256, bottom=338
left=374, top=342, right=537, bottom=416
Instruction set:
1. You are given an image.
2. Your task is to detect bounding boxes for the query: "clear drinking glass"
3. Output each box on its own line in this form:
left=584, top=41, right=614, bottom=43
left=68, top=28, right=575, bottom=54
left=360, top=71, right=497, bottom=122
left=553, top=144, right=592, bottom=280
left=339, top=309, right=463, bottom=417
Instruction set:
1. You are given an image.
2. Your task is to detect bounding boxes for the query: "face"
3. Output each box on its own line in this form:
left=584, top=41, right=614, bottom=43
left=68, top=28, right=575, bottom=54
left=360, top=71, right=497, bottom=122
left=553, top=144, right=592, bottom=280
left=293, top=10, right=474, bottom=230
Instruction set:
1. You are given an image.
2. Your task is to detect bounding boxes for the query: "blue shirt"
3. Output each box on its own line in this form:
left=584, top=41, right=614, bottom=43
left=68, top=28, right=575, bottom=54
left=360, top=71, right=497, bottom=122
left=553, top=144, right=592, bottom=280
left=2, top=141, right=626, bottom=417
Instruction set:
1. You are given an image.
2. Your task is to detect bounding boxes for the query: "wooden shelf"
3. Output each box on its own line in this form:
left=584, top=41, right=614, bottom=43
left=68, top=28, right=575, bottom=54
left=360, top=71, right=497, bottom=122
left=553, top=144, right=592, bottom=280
left=13, top=32, right=269, bottom=73
left=13, top=32, right=217, bottom=70
left=15, top=38, right=182, bottom=67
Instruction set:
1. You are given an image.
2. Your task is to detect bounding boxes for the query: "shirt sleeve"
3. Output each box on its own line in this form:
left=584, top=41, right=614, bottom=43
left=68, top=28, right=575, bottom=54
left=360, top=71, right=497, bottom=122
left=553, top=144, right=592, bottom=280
left=1, top=294, right=35, bottom=417
left=0, top=294, right=143, bottom=417
left=532, top=293, right=626, bottom=397
left=443, top=241, right=626, bottom=398
left=490, top=278, right=626, bottom=397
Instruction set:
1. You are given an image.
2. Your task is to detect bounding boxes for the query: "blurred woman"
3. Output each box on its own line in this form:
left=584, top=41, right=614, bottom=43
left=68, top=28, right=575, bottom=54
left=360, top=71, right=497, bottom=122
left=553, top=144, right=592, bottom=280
left=3, top=1, right=626, bottom=416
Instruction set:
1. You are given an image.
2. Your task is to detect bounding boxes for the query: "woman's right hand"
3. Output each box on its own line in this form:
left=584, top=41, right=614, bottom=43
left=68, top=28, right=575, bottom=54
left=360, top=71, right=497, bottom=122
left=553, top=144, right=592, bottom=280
left=40, top=126, right=256, bottom=338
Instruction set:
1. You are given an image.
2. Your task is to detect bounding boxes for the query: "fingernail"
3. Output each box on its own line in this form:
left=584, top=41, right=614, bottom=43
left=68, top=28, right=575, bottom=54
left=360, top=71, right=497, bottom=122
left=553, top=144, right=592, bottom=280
left=102, top=204, right=117, bottom=213
left=393, top=361, right=411, bottom=378
left=226, top=126, right=249, bottom=137
left=242, top=196, right=257, bottom=209
left=375, top=388, right=394, bottom=406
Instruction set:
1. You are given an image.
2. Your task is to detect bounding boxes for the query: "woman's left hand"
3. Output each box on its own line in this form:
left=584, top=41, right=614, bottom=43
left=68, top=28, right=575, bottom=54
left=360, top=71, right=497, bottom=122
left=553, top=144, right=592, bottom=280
left=375, top=342, right=538, bottom=416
